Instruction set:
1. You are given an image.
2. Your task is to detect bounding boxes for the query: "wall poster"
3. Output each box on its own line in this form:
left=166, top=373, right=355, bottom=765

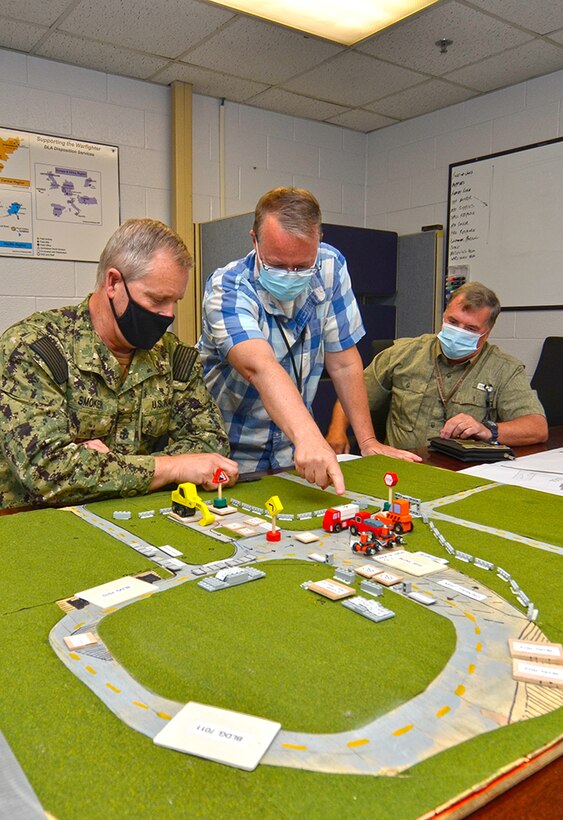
left=0, top=127, right=119, bottom=262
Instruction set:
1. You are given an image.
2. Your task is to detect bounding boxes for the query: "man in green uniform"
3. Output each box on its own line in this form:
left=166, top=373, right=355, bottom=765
left=326, top=282, right=547, bottom=453
left=0, top=218, right=237, bottom=509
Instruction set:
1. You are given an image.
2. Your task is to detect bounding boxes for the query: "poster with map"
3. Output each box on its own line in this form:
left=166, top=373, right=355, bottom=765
left=0, top=127, right=119, bottom=261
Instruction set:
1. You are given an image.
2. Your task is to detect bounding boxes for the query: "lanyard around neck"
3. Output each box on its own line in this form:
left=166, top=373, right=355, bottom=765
left=434, top=354, right=478, bottom=419
left=273, top=316, right=306, bottom=394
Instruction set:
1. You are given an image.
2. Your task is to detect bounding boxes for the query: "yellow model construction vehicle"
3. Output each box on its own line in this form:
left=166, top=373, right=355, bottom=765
left=171, top=482, right=215, bottom=527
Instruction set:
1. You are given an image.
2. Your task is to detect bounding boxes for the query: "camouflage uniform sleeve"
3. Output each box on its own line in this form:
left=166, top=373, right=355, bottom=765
left=0, top=337, right=155, bottom=507
left=159, top=351, right=230, bottom=457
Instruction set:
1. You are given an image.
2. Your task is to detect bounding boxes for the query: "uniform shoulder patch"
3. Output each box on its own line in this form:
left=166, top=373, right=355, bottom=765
left=172, top=344, right=198, bottom=382
left=30, top=335, right=68, bottom=385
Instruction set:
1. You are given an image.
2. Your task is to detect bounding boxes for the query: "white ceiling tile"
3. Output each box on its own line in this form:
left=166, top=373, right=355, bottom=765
left=0, top=16, right=46, bottom=51
left=36, top=32, right=169, bottom=79
left=246, top=88, right=348, bottom=121
left=366, top=78, right=475, bottom=118
left=283, top=51, right=424, bottom=107
left=444, top=40, right=563, bottom=93
left=183, top=16, right=341, bottom=85
left=356, top=0, right=532, bottom=75
left=1, top=0, right=73, bottom=26
left=153, top=62, right=268, bottom=101
left=545, top=28, right=563, bottom=46
left=326, top=109, right=399, bottom=133
left=59, top=0, right=234, bottom=58
left=468, top=0, right=563, bottom=36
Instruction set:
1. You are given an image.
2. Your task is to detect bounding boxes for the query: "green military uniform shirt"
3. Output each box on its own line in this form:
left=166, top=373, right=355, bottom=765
left=0, top=297, right=229, bottom=509
left=365, top=335, right=545, bottom=450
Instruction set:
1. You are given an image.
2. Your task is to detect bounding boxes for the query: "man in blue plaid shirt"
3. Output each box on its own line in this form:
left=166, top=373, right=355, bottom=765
left=198, top=188, right=420, bottom=493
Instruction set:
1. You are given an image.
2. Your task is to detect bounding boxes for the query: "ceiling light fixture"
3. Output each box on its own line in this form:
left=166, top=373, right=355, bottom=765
left=207, top=0, right=441, bottom=46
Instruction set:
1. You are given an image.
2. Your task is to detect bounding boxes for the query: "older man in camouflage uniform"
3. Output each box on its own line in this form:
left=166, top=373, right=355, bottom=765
left=0, top=218, right=236, bottom=510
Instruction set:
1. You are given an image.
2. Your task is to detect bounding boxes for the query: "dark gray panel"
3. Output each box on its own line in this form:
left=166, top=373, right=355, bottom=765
left=397, top=231, right=441, bottom=338
left=199, top=213, right=253, bottom=290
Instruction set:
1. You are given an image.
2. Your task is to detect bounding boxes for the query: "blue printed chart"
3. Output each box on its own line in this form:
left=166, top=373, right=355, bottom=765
left=0, top=127, right=119, bottom=261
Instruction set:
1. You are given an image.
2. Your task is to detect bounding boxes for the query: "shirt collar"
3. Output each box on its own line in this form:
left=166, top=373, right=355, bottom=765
left=73, top=296, right=168, bottom=389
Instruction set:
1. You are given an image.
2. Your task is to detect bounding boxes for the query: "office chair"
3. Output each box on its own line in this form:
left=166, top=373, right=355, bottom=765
left=311, top=340, right=394, bottom=442
left=530, top=337, right=563, bottom=426
left=369, top=340, right=394, bottom=443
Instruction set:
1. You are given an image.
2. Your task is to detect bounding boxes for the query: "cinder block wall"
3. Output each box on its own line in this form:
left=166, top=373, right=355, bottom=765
left=365, top=69, right=563, bottom=374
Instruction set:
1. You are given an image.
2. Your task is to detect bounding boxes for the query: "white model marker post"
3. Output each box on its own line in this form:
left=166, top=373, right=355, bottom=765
left=383, top=471, right=398, bottom=505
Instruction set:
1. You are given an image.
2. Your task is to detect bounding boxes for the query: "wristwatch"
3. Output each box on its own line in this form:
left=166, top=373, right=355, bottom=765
left=483, top=420, right=499, bottom=445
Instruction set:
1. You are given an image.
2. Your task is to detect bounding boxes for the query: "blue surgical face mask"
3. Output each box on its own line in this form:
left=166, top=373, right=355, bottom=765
left=256, top=249, right=317, bottom=302
left=437, top=322, right=485, bottom=360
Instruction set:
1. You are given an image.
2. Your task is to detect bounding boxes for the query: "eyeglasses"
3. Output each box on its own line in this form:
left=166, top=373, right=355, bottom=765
left=256, top=244, right=320, bottom=278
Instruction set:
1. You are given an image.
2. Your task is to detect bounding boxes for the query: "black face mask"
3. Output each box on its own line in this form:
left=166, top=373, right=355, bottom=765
left=109, top=275, right=172, bottom=350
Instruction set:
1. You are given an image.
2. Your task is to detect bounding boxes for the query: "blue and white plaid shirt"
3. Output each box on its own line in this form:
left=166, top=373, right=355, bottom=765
left=197, top=243, right=364, bottom=472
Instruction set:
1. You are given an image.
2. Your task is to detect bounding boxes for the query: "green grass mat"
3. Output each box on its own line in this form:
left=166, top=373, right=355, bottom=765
left=1, top=603, right=561, bottom=820
left=438, top=483, right=563, bottom=549
left=100, top=559, right=454, bottom=733
left=339, top=455, right=490, bottom=501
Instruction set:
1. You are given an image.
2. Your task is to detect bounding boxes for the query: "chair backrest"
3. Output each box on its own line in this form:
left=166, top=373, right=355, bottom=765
left=530, top=337, right=563, bottom=426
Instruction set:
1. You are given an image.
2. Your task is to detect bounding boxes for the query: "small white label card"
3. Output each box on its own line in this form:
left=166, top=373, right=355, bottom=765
left=153, top=702, right=281, bottom=770
left=75, top=575, right=158, bottom=608
left=374, top=550, right=444, bottom=577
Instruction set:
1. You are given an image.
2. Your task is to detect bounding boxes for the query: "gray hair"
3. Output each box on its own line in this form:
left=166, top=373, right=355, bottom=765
left=96, top=218, right=192, bottom=287
left=253, top=187, right=322, bottom=241
left=448, top=281, right=501, bottom=328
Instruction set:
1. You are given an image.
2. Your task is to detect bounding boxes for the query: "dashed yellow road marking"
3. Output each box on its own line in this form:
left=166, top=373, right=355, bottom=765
left=436, top=706, right=451, bottom=717
left=75, top=622, right=86, bottom=629
left=133, top=701, right=149, bottom=709
left=464, top=611, right=476, bottom=622
left=69, top=652, right=80, bottom=660
left=104, top=607, right=117, bottom=613
left=468, top=664, right=476, bottom=674
left=177, top=576, right=189, bottom=581
left=476, top=642, right=483, bottom=652
left=347, top=738, right=369, bottom=748
left=393, top=724, right=414, bottom=736
left=475, top=626, right=481, bottom=635
left=282, top=743, right=307, bottom=750
left=85, top=665, right=96, bottom=675
left=455, top=685, right=466, bottom=696
left=445, top=600, right=457, bottom=607
left=157, top=712, right=172, bottom=720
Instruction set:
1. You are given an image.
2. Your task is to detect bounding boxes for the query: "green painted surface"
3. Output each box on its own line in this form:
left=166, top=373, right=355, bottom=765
left=1, top=455, right=561, bottom=819
left=439, top=483, right=563, bottom=548
left=100, top=559, right=454, bottom=734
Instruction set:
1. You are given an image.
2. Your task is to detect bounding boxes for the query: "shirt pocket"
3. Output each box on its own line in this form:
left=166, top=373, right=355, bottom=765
left=390, top=373, right=429, bottom=433
left=139, top=390, right=172, bottom=446
left=68, top=399, right=115, bottom=442
left=450, top=384, right=493, bottom=419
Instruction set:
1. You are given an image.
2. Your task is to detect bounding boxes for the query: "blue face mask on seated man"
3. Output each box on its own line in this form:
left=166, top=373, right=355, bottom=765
left=437, top=322, right=485, bottom=360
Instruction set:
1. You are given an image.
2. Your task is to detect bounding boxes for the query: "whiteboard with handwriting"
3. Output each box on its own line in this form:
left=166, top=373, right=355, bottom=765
left=447, top=138, right=563, bottom=309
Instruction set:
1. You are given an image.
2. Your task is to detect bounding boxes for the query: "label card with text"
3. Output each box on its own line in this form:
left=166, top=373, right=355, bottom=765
left=75, top=576, right=158, bottom=608
left=153, top=702, right=281, bottom=770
